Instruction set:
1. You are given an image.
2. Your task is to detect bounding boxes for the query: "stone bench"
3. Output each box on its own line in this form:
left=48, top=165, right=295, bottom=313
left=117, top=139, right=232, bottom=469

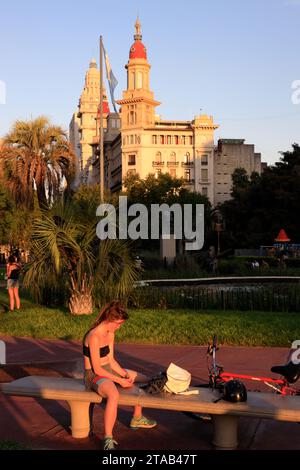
left=2, top=376, right=300, bottom=449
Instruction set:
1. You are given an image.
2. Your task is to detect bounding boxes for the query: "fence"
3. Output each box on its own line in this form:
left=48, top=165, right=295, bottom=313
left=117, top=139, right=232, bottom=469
left=131, top=284, right=300, bottom=312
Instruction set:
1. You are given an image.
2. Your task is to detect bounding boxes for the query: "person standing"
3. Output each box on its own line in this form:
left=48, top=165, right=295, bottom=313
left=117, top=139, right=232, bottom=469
left=6, top=255, right=21, bottom=312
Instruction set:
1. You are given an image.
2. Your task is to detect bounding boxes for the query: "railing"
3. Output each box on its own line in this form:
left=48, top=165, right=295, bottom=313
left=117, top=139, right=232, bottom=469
left=131, top=284, right=300, bottom=312
left=167, top=161, right=179, bottom=167
left=181, top=162, right=194, bottom=167
left=152, top=161, right=165, bottom=167
left=184, top=179, right=195, bottom=184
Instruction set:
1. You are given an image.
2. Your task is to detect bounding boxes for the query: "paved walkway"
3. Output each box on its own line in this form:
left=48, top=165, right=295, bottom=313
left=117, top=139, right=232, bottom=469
left=0, top=335, right=299, bottom=450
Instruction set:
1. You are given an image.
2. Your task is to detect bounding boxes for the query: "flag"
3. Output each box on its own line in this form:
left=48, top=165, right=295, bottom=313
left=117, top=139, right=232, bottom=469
left=103, top=44, right=118, bottom=113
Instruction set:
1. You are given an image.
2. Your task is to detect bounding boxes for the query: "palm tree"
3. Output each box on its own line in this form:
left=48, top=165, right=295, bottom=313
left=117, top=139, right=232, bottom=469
left=23, top=202, right=141, bottom=315
left=0, top=116, right=75, bottom=208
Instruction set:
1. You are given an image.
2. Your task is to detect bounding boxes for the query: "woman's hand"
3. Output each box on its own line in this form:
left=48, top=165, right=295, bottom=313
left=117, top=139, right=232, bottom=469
left=118, top=378, right=133, bottom=388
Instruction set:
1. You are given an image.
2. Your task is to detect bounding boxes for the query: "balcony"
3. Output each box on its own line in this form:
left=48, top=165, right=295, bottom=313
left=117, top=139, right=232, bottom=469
left=152, top=161, right=165, bottom=167
left=184, top=179, right=195, bottom=185
left=167, top=161, right=179, bottom=167
left=181, top=161, right=194, bottom=167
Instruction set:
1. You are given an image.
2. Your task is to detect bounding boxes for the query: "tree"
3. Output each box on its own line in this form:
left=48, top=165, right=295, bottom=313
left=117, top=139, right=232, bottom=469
left=122, top=172, right=212, bottom=249
left=0, top=116, right=75, bottom=209
left=220, top=144, right=300, bottom=248
left=23, top=201, right=140, bottom=314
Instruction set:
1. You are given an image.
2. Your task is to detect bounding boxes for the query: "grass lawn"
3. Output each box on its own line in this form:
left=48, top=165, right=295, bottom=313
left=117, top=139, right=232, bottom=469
left=0, top=289, right=299, bottom=347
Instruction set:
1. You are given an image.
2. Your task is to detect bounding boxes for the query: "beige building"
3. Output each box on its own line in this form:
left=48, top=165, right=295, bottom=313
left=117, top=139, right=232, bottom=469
left=214, top=139, right=262, bottom=205
left=70, top=58, right=110, bottom=186
left=70, top=19, right=263, bottom=206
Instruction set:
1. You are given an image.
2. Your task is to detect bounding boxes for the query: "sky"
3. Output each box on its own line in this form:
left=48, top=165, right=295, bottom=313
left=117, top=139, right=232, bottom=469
left=0, top=0, right=300, bottom=164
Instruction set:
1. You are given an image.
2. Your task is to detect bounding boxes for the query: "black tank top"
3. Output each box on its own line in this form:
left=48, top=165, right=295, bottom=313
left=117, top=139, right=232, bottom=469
left=9, top=264, right=21, bottom=280
left=82, top=344, right=110, bottom=358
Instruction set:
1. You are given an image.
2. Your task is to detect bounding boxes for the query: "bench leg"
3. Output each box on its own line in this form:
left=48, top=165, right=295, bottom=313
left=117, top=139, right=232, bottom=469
left=67, top=400, right=91, bottom=438
left=212, top=415, right=238, bottom=450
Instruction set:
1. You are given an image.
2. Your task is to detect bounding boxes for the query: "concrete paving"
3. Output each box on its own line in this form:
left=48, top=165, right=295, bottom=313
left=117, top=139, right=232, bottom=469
left=0, top=335, right=299, bottom=450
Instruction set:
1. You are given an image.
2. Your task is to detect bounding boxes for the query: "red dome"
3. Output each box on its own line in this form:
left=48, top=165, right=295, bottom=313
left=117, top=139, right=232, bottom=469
left=129, top=41, right=147, bottom=59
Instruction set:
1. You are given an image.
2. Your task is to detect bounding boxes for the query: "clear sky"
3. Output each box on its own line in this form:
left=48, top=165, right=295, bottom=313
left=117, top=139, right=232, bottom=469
left=0, top=0, right=300, bottom=164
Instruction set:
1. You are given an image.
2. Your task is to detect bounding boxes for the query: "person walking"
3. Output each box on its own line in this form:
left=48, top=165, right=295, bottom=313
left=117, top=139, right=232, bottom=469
left=6, top=255, right=21, bottom=312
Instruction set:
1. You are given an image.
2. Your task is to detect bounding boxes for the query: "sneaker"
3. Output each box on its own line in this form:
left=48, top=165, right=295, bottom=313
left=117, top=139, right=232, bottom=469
left=103, top=437, right=118, bottom=450
left=130, top=415, right=157, bottom=430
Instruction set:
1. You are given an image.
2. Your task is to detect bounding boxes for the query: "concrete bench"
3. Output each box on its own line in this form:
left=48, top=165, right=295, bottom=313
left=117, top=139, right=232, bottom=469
left=2, top=376, right=300, bottom=449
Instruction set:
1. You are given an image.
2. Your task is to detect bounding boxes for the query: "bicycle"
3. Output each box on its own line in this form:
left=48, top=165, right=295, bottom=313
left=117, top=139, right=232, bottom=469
left=207, top=334, right=300, bottom=396
left=183, top=334, right=300, bottom=421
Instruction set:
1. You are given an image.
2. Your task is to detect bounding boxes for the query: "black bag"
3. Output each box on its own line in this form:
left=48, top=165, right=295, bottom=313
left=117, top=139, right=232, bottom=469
left=139, top=372, right=168, bottom=395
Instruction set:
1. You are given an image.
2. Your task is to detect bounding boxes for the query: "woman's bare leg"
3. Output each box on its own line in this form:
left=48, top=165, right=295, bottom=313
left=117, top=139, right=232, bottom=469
left=8, top=288, right=14, bottom=311
left=13, top=288, right=20, bottom=310
left=126, top=369, right=148, bottom=419
left=98, top=380, right=119, bottom=438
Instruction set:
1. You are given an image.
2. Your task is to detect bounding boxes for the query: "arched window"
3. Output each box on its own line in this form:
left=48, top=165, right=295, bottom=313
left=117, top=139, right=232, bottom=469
left=184, top=152, right=190, bottom=164
left=170, top=152, right=176, bottom=162
left=156, top=152, right=162, bottom=163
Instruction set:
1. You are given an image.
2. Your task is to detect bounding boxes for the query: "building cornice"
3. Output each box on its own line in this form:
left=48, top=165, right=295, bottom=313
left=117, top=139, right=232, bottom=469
left=116, top=97, right=161, bottom=106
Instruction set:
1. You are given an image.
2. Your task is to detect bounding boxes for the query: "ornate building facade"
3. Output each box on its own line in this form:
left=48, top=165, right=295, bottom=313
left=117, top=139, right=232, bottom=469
left=70, top=19, right=263, bottom=205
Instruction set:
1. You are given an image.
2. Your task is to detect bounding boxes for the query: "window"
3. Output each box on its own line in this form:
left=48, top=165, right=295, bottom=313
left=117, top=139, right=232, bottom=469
left=184, top=152, right=190, bottom=164
left=182, top=136, right=186, bottom=145
left=174, top=135, right=179, bottom=145
left=130, top=135, right=134, bottom=145
left=136, top=71, right=143, bottom=89
left=155, top=169, right=162, bottom=179
left=185, top=169, right=191, bottom=181
left=189, top=136, right=193, bottom=145
left=170, top=169, right=176, bottom=178
left=127, top=169, right=136, bottom=176
left=170, top=152, right=176, bottom=162
left=160, top=135, right=165, bottom=145
left=128, top=155, right=136, bottom=166
left=167, top=135, right=172, bottom=145
left=155, top=151, right=162, bottom=162
left=152, top=135, right=157, bottom=145
left=202, top=187, right=208, bottom=197
left=201, top=169, right=208, bottom=181
left=201, top=154, right=208, bottom=165
left=130, top=111, right=136, bottom=125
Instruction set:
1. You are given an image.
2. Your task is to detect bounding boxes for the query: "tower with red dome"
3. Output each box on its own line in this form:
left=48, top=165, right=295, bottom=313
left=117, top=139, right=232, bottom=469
left=117, top=18, right=160, bottom=131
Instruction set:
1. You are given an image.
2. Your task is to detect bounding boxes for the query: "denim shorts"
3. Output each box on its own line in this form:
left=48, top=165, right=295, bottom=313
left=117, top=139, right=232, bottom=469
left=7, top=279, right=19, bottom=289
left=84, top=364, right=128, bottom=394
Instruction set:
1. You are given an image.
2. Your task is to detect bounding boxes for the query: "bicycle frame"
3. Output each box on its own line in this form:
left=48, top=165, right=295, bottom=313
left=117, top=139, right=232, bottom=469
left=208, top=336, right=298, bottom=396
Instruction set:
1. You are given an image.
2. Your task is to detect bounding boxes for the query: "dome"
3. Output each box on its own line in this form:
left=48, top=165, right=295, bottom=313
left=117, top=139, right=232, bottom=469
left=129, top=40, right=147, bottom=59
left=129, top=17, right=147, bottom=60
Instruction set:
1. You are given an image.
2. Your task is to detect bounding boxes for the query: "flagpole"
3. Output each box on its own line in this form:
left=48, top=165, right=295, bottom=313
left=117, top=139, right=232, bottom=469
left=99, top=35, right=104, bottom=202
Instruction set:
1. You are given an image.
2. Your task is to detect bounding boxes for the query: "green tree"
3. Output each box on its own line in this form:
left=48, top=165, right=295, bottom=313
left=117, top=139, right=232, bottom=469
left=123, top=172, right=211, bottom=232
left=0, top=116, right=75, bottom=209
left=221, top=144, right=300, bottom=248
left=23, top=201, right=140, bottom=314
